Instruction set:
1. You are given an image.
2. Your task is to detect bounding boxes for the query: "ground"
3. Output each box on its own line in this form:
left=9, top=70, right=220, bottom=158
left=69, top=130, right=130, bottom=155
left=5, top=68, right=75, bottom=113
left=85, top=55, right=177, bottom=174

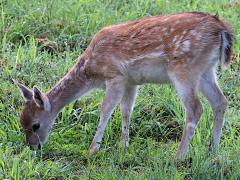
left=0, top=0, right=240, bottom=179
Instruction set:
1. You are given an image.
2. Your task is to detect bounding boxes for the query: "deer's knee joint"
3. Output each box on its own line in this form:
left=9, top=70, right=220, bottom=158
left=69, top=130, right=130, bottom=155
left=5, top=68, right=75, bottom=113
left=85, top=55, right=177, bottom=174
left=221, top=96, right=227, bottom=112
left=186, top=122, right=197, bottom=138
left=213, top=95, right=227, bottom=113
left=194, top=99, right=202, bottom=120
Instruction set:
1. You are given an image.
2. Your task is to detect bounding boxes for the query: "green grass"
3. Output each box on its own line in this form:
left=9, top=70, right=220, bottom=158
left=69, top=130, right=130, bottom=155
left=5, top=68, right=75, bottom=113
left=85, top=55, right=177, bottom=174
left=0, top=0, right=240, bottom=179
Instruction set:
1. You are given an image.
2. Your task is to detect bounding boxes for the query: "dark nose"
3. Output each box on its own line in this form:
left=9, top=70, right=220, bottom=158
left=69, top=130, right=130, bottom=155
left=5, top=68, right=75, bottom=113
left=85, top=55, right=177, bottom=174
left=29, top=144, right=40, bottom=150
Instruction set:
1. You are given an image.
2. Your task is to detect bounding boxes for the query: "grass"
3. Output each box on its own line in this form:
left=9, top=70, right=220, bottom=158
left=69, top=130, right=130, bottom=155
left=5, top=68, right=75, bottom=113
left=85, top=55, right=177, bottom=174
left=0, top=0, right=240, bottom=179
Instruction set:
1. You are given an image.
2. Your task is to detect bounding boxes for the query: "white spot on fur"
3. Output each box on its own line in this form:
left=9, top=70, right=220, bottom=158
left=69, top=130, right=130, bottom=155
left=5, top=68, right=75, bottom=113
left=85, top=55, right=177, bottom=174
left=179, top=35, right=185, bottom=41
left=180, top=51, right=185, bottom=55
left=162, top=17, right=170, bottom=22
left=196, top=34, right=202, bottom=41
left=140, top=29, right=145, bottom=34
left=175, top=40, right=181, bottom=49
left=155, top=45, right=165, bottom=52
left=162, top=27, right=167, bottom=32
left=172, top=36, right=178, bottom=44
left=175, top=20, right=180, bottom=25
left=173, top=50, right=179, bottom=56
left=153, top=26, right=159, bottom=31
left=148, top=51, right=165, bottom=58
left=94, top=39, right=106, bottom=49
left=182, top=40, right=191, bottom=52
left=190, top=30, right=197, bottom=36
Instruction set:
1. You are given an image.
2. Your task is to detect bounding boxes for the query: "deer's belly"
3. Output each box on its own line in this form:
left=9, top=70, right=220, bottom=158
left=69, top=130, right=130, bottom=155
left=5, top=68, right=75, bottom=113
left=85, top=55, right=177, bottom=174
left=127, top=58, right=170, bottom=85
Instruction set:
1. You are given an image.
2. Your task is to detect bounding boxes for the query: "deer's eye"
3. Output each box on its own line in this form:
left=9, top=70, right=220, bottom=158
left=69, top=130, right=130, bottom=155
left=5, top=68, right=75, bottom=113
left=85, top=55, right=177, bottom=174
left=32, top=123, right=40, bottom=132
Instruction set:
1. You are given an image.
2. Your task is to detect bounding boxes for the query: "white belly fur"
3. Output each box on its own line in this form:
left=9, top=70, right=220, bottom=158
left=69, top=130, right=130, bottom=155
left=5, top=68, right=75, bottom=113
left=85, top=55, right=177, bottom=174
left=126, top=57, right=170, bottom=85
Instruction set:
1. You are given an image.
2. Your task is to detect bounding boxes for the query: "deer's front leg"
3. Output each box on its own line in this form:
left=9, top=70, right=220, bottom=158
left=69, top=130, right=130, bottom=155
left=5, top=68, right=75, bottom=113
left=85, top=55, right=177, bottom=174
left=120, top=85, right=138, bottom=148
left=88, top=79, right=125, bottom=156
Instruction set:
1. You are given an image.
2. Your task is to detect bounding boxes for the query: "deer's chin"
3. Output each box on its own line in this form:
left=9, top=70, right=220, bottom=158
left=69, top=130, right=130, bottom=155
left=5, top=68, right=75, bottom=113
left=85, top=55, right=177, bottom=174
left=29, top=143, right=42, bottom=150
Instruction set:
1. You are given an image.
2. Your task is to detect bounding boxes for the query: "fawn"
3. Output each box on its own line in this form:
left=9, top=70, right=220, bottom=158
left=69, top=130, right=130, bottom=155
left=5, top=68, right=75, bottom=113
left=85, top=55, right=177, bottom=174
left=14, top=12, right=233, bottom=160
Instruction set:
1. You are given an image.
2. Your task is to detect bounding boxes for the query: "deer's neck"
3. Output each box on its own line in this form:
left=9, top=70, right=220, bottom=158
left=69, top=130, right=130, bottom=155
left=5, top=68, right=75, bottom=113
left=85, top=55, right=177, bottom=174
left=47, top=56, right=92, bottom=114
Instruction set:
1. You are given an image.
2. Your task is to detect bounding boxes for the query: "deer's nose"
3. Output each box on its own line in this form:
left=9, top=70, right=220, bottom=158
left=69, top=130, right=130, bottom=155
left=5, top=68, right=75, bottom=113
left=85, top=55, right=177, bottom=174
left=29, top=144, right=39, bottom=150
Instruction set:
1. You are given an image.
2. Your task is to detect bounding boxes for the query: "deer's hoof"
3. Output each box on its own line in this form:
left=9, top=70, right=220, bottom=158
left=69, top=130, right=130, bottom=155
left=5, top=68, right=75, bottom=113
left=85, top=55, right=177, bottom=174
left=87, top=143, right=100, bottom=157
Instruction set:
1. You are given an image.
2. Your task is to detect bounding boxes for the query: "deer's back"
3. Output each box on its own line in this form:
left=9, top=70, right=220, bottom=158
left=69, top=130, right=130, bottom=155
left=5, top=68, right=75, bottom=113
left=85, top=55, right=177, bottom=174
left=84, top=12, right=230, bottom=81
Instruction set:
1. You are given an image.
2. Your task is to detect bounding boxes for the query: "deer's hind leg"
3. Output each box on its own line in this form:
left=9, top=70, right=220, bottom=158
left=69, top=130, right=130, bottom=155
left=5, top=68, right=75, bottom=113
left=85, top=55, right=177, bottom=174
left=169, top=70, right=203, bottom=160
left=200, top=68, right=227, bottom=148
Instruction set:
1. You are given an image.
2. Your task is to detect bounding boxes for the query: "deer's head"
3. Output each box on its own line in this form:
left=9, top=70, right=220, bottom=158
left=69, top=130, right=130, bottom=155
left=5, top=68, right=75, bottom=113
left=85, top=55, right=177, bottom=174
left=14, top=80, right=53, bottom=149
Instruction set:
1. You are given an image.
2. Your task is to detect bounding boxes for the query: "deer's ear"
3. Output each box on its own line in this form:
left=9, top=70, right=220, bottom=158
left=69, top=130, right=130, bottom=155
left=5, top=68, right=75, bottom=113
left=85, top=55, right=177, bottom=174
left=13, top=79, right=33, bottom=102
left=33, top=86, right=51, bottom=112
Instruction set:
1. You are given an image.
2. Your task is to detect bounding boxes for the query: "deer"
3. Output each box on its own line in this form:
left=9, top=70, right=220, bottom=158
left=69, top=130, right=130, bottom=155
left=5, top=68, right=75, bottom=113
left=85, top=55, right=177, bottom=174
left=13, top=12, right=233, bottom=160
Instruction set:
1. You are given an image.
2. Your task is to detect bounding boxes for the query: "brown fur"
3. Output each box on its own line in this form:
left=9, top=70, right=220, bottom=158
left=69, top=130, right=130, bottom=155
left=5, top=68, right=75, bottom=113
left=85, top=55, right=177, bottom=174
left=20, top=101, right=41, bottom=144
left=82, top=12, right=232, bottom=79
